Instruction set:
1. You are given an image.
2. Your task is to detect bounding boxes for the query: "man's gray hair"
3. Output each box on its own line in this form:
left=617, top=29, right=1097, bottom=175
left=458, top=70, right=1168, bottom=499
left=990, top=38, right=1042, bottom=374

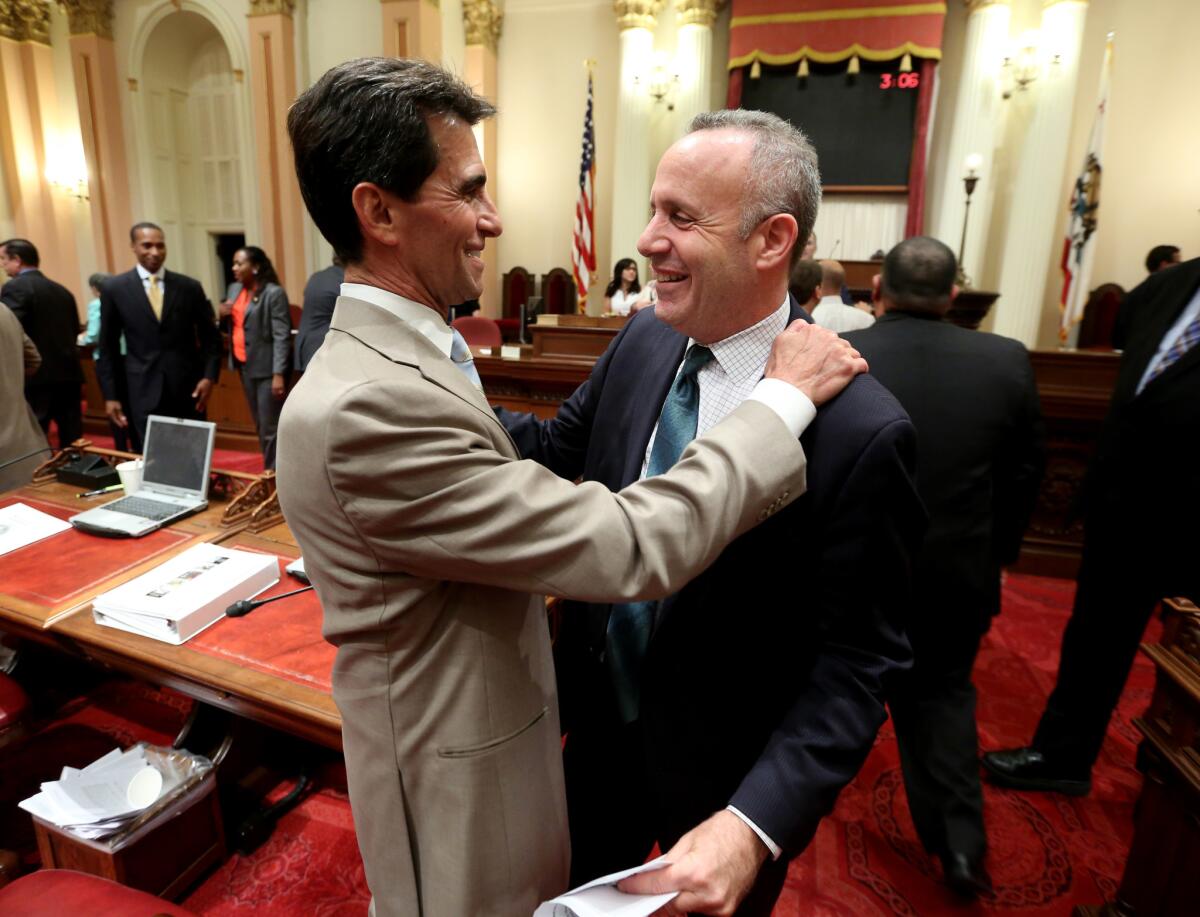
left=687, top=110, right=822, bottom=260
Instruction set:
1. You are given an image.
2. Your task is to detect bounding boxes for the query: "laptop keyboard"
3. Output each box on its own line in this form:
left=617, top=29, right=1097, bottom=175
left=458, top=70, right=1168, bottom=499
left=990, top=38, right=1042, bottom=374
left=104, top=495, right=185, bottom=521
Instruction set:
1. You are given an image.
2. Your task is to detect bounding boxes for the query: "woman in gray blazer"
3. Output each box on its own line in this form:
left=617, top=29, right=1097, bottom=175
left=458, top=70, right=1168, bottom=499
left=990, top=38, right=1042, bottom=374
left=227, top=246, right=292, bottom=468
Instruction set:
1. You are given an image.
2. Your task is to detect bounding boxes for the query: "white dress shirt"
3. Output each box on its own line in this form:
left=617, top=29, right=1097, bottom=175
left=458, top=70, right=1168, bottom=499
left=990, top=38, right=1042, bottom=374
left=341, top=283, right=454, bottom=357
left=609, top=289, right=638, bottom=316
left=1136, top=282, right=1200, bottom=393
left=638, top=295, right=815, bottom=861
left=135, top=262, right=165, bottom=299
left=811, top=295, right=874, bottom=333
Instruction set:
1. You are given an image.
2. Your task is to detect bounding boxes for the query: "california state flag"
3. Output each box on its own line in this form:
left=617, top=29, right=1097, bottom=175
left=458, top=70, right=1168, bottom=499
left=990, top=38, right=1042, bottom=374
left=1060, top=37, right=1113, bottom=343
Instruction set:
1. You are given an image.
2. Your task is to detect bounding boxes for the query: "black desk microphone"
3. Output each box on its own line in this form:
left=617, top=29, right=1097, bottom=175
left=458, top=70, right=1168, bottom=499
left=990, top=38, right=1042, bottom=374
left=225, top=585, right=314, bottom=618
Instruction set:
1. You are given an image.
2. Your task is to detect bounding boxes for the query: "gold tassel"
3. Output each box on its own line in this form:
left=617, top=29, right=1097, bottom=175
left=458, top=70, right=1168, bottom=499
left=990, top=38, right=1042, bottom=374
left=847, top=55, right=860, bottom=75
left=797, top=58, right=809, bottom=78
left=750, top=59, right=762, bottom=79
left=900, top=53, right=913, bottom=73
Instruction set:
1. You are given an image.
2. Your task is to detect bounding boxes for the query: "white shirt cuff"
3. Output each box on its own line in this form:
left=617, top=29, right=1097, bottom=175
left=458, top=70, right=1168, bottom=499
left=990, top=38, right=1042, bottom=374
left=746, top=378, right=817, bottom=439
left=725, top=805, right=782, bottom=860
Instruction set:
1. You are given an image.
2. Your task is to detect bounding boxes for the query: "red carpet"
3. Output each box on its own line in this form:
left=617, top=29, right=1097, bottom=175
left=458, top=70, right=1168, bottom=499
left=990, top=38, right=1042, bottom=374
left=177, top=572, right=1153, bottom=915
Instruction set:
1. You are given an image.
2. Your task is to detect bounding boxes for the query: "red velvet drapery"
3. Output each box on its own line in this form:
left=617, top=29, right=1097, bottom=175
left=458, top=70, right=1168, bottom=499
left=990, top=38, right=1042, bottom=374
left=904, top=57, right=937, bottom=236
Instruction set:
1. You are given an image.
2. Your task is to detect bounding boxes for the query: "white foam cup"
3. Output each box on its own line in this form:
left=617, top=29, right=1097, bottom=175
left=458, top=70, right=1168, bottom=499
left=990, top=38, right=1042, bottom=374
left=116, top=460, right=143, bottom=495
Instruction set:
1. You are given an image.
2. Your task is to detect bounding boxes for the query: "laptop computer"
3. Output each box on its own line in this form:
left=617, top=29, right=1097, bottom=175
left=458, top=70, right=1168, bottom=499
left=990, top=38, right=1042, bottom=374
left=70, top=416, right=217, bottom=537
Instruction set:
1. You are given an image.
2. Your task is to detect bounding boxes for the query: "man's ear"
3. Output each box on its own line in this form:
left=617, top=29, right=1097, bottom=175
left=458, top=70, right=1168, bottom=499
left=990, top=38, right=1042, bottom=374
left=871, top=274, right=882, bottom=301
left=754, top=213, right=799, bottom=272
left=950, top=283, right=960, bottom=302
left=351, top=182, right=405, bottom=249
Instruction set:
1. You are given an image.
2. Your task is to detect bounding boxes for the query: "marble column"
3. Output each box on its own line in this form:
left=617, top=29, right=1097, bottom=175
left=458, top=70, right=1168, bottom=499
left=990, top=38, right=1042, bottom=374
left=380, top=0, right=442, bottom=62
left=672, top=0, right=723, bottom=132
left=928, top=0, right=1011, bottom=287
left=992, top=0, right=1089, bottom=346
left=0, top=0, right=82, bottom=299
left=247, top=0, right=306, bottom=295
left=463, top=0, right=501, bottom=315
left=610, top=1, right=662, bottom=305
left=61, top=0, right=132, bottom=274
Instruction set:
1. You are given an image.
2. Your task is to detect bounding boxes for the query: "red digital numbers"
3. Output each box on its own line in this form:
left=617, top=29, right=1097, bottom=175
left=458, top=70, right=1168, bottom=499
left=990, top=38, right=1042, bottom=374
left=879, top=72, right=921, bottom=90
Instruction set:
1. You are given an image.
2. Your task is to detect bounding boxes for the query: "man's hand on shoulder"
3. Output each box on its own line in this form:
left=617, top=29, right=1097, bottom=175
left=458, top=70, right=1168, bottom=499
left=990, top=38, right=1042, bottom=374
left=616, top=810, right=770, bottom=916
left=765, top=320, right=867, bottom=405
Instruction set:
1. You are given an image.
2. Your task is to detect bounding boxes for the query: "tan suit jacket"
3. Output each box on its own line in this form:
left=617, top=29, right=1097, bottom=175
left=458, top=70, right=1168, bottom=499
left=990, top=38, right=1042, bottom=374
left=0, top=304, right=50, bottom=493
left=275, top=295, right=807, bottom=917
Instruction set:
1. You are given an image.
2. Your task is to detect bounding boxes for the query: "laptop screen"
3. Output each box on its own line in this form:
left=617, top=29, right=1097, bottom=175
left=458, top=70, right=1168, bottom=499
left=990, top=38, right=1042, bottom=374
left=142, top=418, right=214, bottom=494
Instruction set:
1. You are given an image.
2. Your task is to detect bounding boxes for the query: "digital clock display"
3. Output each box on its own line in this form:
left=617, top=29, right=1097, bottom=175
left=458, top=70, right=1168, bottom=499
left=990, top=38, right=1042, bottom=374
left=879, top=72, right=921, bottom=90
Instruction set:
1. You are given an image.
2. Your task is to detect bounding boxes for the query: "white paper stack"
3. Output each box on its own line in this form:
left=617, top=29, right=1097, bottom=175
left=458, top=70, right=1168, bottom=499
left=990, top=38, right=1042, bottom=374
left=533, top=857, right=677, bottom=917
left=92, top=542, right=279, bottom=644
left=18, top=747, right=177, bottom=839
left=0, top=503, right=72, bottom=557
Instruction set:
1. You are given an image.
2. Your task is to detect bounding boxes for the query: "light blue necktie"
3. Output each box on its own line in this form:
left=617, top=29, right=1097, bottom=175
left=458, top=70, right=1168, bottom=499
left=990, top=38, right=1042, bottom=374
left=1140, top=311, right=1200, bottom=392
left=607, top=344, right=714, bottom=722
left=449, top=328, right=483, bottom=390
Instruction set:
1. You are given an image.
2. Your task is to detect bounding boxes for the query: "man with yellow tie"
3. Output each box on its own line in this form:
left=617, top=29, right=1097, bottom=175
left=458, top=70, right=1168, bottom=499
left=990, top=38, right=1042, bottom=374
left=96, top=222, right=223, bottom=451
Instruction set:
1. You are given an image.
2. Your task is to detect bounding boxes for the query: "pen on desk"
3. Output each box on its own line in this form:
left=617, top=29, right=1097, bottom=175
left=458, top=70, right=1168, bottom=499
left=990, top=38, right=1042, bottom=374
left=77, top=483, right=123, bottom=498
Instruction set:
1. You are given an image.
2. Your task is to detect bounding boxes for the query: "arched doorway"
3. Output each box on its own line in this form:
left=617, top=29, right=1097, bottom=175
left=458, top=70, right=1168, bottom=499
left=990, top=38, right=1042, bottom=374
left=134, top=8, right=251, bottom=299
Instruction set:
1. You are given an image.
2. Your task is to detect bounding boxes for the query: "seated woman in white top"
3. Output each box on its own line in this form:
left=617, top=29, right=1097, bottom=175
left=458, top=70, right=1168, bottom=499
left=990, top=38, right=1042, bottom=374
left=603, top=258, right=641, bottom=316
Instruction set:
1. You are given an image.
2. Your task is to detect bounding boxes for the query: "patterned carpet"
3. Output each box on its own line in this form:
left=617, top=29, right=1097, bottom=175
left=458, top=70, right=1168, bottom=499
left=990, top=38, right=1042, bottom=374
left=1, top=572, right=1153, bottom=914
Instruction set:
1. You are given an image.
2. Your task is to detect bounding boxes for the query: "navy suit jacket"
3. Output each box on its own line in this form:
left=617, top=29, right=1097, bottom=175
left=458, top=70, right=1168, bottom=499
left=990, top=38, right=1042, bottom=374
left=95, top=268, right=221, bottom=423
left=1088, top=257, right=1200, bottom=589
left=1, top=269, right=82, bottom=387
left=501, top=299, right=924, bottom=854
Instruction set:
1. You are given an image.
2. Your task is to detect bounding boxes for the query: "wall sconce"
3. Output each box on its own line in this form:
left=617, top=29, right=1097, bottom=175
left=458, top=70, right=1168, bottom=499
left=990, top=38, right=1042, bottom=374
left=635, top=52, right=680, bottom=110
left=45, top=142, right=90, bottom=202
left=45, top=160, right=88, bottom=201
left=1000, top=31, right=1044, bottom=99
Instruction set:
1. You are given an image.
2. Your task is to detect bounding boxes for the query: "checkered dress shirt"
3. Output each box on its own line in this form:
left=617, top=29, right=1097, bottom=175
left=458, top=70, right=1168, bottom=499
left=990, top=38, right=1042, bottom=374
left=641, top=298, right=791, bottom=478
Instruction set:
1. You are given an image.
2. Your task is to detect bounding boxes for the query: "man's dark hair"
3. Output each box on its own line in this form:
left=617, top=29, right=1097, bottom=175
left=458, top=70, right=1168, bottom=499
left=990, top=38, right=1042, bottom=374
left=788, top=259, right=822, bottom=304
left=130, top=221, right=164, bottom=242
left=1145, top=244, right=1180, bottom=273
left=287, top=57, right=496, bottom=264
left=880, top=236, right=957, bottom=315
left=1, top=238, right=39, bottom=267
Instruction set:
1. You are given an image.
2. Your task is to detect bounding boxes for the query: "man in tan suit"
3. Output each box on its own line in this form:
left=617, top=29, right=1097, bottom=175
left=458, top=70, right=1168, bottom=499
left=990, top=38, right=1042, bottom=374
left=279, top=58, right=866, bottom=917
left=0, top=304, right=50, bottom=492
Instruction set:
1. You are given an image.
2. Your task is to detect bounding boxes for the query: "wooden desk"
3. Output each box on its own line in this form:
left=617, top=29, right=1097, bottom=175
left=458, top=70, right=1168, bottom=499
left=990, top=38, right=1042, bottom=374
left=0, top=474, right=339, bottom=749
left=477, top=353, right=592, bottom=419
left=0, top=482, right=238, bottom=638
left=529, top=314, right=625, bottom=360
left=51, top=528, right=341, bottom=751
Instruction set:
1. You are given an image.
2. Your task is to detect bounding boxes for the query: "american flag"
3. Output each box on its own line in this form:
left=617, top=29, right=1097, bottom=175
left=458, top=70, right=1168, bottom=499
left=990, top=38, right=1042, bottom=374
left=571, top=74, right=596, bottom=311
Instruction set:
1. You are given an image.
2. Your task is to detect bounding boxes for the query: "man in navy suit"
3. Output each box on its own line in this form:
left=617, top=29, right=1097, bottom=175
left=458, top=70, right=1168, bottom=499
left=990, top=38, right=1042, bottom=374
left=96, top=223, right=222, bottom=451
left=501, top=110, right=923, bottom=916
left=845, top=237, right=1045, bottom=897
left=984, top=256, right=1200, bottom=795
left=1, top=238, right=83, bottom=447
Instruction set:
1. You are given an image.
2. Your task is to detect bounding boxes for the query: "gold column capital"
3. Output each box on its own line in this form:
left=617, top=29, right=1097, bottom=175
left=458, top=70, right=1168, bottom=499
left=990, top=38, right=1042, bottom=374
left=1, top=0, right=52, bottom=44
left=248, top=0, right=296, bottom=17
left=1043, top=0, right=1088, bottom=8
left=614, top=1, right=663, bottom=32
left=675, top=0, right=724, bottom=29
left=58, top=0, right=114, bottom=40
left=378, top=0, right=440, bottom=6
left=463, top=0, right=502, bottom=51
left=964, top=0, right=1010, bottom=12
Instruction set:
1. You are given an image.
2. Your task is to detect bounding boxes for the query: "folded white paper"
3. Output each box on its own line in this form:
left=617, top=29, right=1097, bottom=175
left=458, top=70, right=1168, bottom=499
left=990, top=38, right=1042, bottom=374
left=533, top=856, right=677, bottom=917
left=19, top=746, right=177, bottom=839
left=0, top=503, right=71, bottom=557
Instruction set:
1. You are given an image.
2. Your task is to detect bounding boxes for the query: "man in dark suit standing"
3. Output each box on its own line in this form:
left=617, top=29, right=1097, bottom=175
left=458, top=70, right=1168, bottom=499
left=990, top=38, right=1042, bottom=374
left=1, top=239, right=84, bottom=448
left=501, top=110, right=923, bottom=916
left=984, top=257, right=1200, bottom=795
left=96, top=223, right=222, bottom=452
left=843, top=237, right=1045, bottom=897
left=294, top=258, right=343, bottom=372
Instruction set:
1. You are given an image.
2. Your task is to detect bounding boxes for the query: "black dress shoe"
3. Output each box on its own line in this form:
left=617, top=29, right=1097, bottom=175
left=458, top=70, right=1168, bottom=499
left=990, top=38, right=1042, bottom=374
left=939, top=851, right=993, bottom=899
left=981, top=747, right=1091, bottom=796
